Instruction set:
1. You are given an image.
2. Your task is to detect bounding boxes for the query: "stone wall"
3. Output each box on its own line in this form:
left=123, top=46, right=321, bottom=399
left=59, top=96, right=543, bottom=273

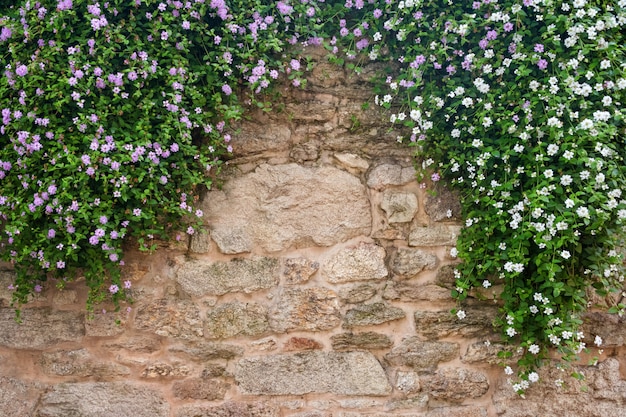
left=1, top=57, right=625, bottom=417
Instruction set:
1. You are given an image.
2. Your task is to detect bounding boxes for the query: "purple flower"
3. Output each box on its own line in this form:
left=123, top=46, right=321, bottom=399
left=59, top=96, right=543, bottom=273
left=123, top=280, right=131, bottom=289
left=99, top=215, right=108, bottom=224
left=290, top=59, right=300, bottom=71
left=221, top=84, right=232, bottom=95
left=109, top=284, right=119, bottom=294
left=537, top=59, right=548, bottom=70
left=109, top=253, right=118, bottom=262
left=182, top=21, right=190, bottom=30
left=56, top=260, right=65, bottom=269
left=47, top=229, right=56, bottom=239
left=431, top=173, right=441, bottom=182
left=133, top=208, right=142, bottom=216
left=0, top=27, right=12, bottom=42
left=534, top=43, right=544, bottom=53
left=504, top=22, right=514, bottom=32
left=15, top=65, right=28, bottom=77
left=373, top=8, right=382, bottom=18
left=89, top=235, right=99, bottom=245
left=34, top=284, right=43, bottom=293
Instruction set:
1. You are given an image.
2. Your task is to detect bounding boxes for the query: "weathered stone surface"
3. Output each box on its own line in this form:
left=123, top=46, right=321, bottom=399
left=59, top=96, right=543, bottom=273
left=85, top=312, right=126, bottom=337
left=203, top=164, right=371, bottom=253
left=35, top=382, right=169, bottom=417
left=168, top=341, right=243, bottom=361
left=334, top=153, right=370, bottom=171
left=324, top=242, right=388, bottom=283
left=381, top=191, right=419, bottom=223
left=331, top=332, right=393, bottom=350
left=0, top=270, right=16, bottom=305
left=283, top=257, right=319, bottom=285
left=338, top=283, right=378, bottom=304
left=135, top=298, right=203, bottom=340
left=343, top=302, right=406, bottom=328
left=395, top=371, right=421, bottom=394
left=435, top=264, right=457, bottom=288
left=177, top=402, right=279, bottom=417
left=102, top=335, right=163, bottom=354
left=423, top=368, right=490, bottom=401
left=52, top=289, right=78, bottom=305
left=189, top=231, right=213, bottom=253
left=40, top=348, right=130, bottom=378
left=290, top=140, right=319, bottom=162
left=0, top=308, right=84, bottom=349
left=205, top=301, right=269, bottom=339
left=383, top=282, right=452, bottom=302
left=427, top=406, right=488, bottom=417
left=414, top=309, right=497, bottom=339
left=582, top=312, right=626, bottom=347
left=367, top=162, right=416, bottom=190
left=0, top=377, right=44, bottom=417
left=424, top=185, right=462, bottom=222
left=493, top=359, right=626, bottom=417
left=408, top=225, right=461, bottom=247
left=231, top=120, right=292, bottom=157
left=385, top=395, right=429, bottom=411
left=235, top=351, right=391, bottom=395
left=172, top=378, right=230, bottom=400
left=391, top=248, right=438, bottom=277
left=284, top=337, right=323, bottom=351
left=176, top=257, right=280, bottom=297
left=269, top=287, right=341, bottom=333
left=202, top=364, right=227, bottom=378
left=461, top=342, right=521, bottom=365
left=142, top=362, right=190, bottom=378
left=385, top=337, right=459, bottom=372
left=338, top=399, right=384, bottom=409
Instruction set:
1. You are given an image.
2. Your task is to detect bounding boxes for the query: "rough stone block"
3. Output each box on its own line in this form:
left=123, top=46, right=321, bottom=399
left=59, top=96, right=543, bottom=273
left=205, top=301, right=269, bottom=339
left=424, top=185, right=462, bottom=222
left=283, top=257, right=319, bottom=285
left=383, top=282, right=452, bottom=302
left=0, top=377, right=45, bottom=417
left=284, top=337, right=323, bottom=351
left=102, top=335, right=163, bottom=354
left=203, top=164, right=371, bottom=253
left=385, top=337, right=459, bottom=372
left=381, top=190, right=419, bottom=223
left=408, top=225, right=461, bottom=247
left=134, top=298, right=203, bottom=340
left=85, top=312, right=126, bottom=337
left=367, top=162, right=416, bottom=190
left=269, top=287, right=341, bottom=333
left=168, top=341, right=243, bottom=361
left=331, top=332, right=393, bottom=351
left=395, top=371, right=421, bottom=394
left=338, top=283, right=378, bottom=304
left=177, top=402, right=279, bottom=417
left=461, top=342, right=521, bottom=365
left=391, top=248, right=438, bottom=277
left=343, top=302, right=406, bottom=328
left=0, top=308, right=84, bottom=349
left=35, top=382, right=169, bottom=417
left=423, top=368, right=489, bottom=401
left=172, top=378, right=230, bottom=400
left=142, top=362, right=190, bottom=378
left=582, top=312, right=626, bottom=347
left=324, top=242, right=388, bottom=283
left=40, top=348, right=130, bottom=378
left=176, top=257, right=280, bottom=297
left=235, top=351, right=391, bottom=395
left=414, top=308, right=497, bottom=339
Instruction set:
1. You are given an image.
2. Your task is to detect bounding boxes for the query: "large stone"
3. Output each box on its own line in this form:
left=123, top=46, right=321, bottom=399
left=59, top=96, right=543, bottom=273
left=177, top=402, right=279, bottom=417
left=582, top=312, right=626, bottom=347
left=343, top=302, right=406, bottom=328
left=427, top=406, right=488, bottom=417
left=383, top=282, right=452, bottom=302
left=35, top=382, right=169, bottom=417
left=141, top=362, right=191, bottom=378
left=102, top=335, right=163, bottom=354
left=385, top=337, right=459, bottom=372
left=424, top=185, right=462, bottom=222
left=134, top=298, right=203, bottom=340
left=231, top=120, right=292, bottom=157
left=269, top=287, right=341, bottom=333
left=338, top=283, right=378, bottom=304
left=235, top=351, right=391, bottom=395
left=176, top=257, right=280, bottom=297
left=0, top=308, right=84, bottom=349
left=0, top=377, right=45, bottom=417
left=331, top=332, right=393, bottom=350
left=493, top=358, right=626, bottom=417
left=168, top=341, right=243, bottom=361
left=461, top=342, right=521, bottom=365
left=283, top=257, right=319, bottom=285
left=423, top=368, right=490, bottom=401
left=381, top=190, right=419, bottom=223
left=172, top=378, right=230, bottom=400
left=414, top=309, right=497, bottom=339
left=85, top=312, right=127, bottom=337
left=205, top=301, right=269, bottom=339
left=408, top=225, right=461, bottom=247
left=324, top=242, right=388, bottom=283
left=203, top=164, right=371, bottom=253
left=391, top=248, right=438, bottom=277
left=284, top=337, right=323, bottom=351
left=40, top=348, right=130, bottom=378
left=367, top=162, right=416, bottom=190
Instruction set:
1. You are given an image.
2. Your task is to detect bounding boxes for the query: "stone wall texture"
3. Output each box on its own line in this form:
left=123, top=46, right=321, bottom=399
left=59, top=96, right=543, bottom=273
left=1, top=54, right=625, bottom=417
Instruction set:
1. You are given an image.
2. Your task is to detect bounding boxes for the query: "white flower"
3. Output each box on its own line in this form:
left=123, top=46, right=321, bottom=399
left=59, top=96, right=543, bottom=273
left=472, top=139, right=483, bottom=147
left=565, top=199, right=575, bottom=208
left=529, top=305, right=539, bottom=314
left=529, top=344, right=540, bottom=354
left=373, top=32, right=382, bottom=41
left=546, top=144, right=559, bottom=155
left=594, top=335, right=603, bottom=347
left=579, top=119, right=594, bottom=130
left=482, top=280, right=492, bottom=288
left=456, top=310, right=466, bottom=320
left=600, top=60, right=611, bottom=69
left=506, top=327, right=517, bottom=337
left=561, top=250, right=571, bottom=259
left=504, top=366, right=514, bottom=375
left=601, top=96, right=612, bottom=106
left=560, top=175, right=573, bottom=186
left=576, top=206, right=590, bottom=218
left=482, top=117, right=493, bottom=127
left=528, top=372, right=539, bottom=383
left=544, top=169, right=554, bottom=179
left=450, top=247, right=458, bottom=258
left=563, top=150, right=574, bottom=160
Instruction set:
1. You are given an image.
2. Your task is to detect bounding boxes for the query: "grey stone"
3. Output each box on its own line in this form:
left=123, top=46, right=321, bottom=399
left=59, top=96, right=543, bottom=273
left=202, top=364, right=227, bottom=378
left=235, top=351, right=391, bottom=395
left=134, top=299, right=203, bottom=340
left=35, top=382, right=169, bottom=417
left=0, top=377, right=45, bottom=417
left=391, top=248, right=438, bottom=277
left=0, top=270, right=16, bottom=305
left=205, top=301, right=269, bottom=339
left=338, top=398, right=384, bottom=409
left=408, top=225, right=461, bottom=247
left=461, top=342, right=521, bottom=365
left=367, top=163, right=416, bottom=190
left=203, top=164, right=371, bottom=253
left=395, top=371, right=421, bottom=393
left=435, top=264, right=458, bottom=288
left=168, top=341, right=243, bottom=361
left=334, top=153, right=370, bottom=171
left=331, top=332, right=393, bottom=350
left=381, top=191, right=419, bottom=223
left=414, top=309, right=497, bottom=339
left=427, top=406, right=488, bottom=417
left=338, top=283, right=378, bottom=304
left=177, top=402, right=279, bottom=417
left=424, top=185, right=462, bottom=222
left=283, top=257, right=319, bottom=285
left=582, top=312, right=626, bottom=347
left=269, top=287, right=341, bottom=333
left=85, top=312, right=126, bottom=337
left=189, top=231, right=213, bottom=253
left=343, top=302, right=406, bottom=328
left=172, top=378, right=230, bottom=400
left=423, top=368, right=490, bottom=401
left=290, top=141, right=319, bottom=162
left=142, top=362, right=190, bottom=378
left=40, top=348, right=130, bottom=378
left=0, top=308, right=84, bottom=349
left=383, top=282, right=452, bottom=302
left=102, top=335, right=163, bottom=354
left=385, top=337, right=459, bottom=372
left=176, top=257, right=280, bottom=297
left=324, top=242, right=388, bottom=283
left=231, top=121, right=292, bottom=157
left=385, top=395, right=429, bottom=411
